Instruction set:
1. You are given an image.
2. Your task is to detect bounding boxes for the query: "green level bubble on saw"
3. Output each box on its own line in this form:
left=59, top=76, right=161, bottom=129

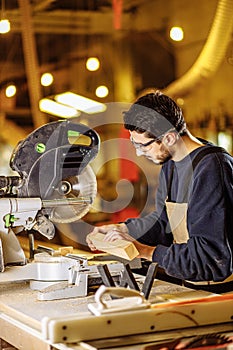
left=68, top=130, right=80, bottom=137
left=35, top=143, right=46, bottom=153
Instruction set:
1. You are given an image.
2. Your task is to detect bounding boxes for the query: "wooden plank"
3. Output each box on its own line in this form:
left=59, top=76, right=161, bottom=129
left=90, top=233, right=139, bottom=261
left=17, top=235, right=106, bottom=260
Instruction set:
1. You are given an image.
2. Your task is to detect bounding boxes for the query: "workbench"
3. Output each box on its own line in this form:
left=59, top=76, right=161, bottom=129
left=1, top=236, right=233, bottom=350
left=1, top=274, right=233, bottom=350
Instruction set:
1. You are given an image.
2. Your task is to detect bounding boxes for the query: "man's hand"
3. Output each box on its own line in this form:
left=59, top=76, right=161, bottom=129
left=86, top=223, right=155, bottom=261
left=86, top=223, right=130, bottom=251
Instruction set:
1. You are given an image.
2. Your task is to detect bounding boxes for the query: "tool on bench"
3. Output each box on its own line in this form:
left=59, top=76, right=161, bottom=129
left=97, top=262, right=158, bottom=300
left=35, top=257, right=124, bottom=301
left=0, top=120, right=146, bottom=301
left=88, top=284, right=151, bottom=315
left=34, top=260, right=157, bottom=302
left=0, top=120, right=99, bottom=272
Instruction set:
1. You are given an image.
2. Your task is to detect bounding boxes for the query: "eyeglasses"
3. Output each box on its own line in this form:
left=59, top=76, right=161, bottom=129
left=130, top=136, right=157, bottom=151
left=130, top=128, right=177, bottom=152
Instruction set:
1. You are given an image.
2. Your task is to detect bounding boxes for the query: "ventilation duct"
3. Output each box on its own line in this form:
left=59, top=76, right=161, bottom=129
left=164, top=0, right=233, bottom=99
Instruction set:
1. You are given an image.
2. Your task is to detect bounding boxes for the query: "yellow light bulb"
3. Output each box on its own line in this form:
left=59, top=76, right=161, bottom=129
left=0, top=19, right=10, bottom=34
left=95, top=85, right=109, bottom=98
left=170, top=26, right=184, bottom=42
left=86, top=57, right=100, bottom=71
left=41, top=73, right=54, bottom=87
left=5, top=85, right=16, bottom=97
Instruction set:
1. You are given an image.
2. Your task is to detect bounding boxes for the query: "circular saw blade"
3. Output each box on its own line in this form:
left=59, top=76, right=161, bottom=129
left=48, top=165, right=97, bottom=223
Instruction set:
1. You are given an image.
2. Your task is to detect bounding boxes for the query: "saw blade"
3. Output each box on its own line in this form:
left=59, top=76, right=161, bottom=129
left=46, top=165, right=97, bottom=223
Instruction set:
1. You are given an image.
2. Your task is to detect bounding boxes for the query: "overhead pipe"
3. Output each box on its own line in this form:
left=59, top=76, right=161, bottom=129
left=164, top=0, right=233, bottom=99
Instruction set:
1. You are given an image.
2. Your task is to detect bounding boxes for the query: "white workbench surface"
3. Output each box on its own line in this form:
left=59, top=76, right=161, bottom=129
left=1, top=273, right=224, bottom=350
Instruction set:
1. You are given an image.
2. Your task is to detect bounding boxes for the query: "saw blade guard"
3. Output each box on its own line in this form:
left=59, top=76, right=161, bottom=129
left=9, top=120, right=100, bottom=223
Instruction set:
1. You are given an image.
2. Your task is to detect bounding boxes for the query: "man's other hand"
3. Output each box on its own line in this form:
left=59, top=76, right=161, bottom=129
left=86, top=223, right=129, bottom=251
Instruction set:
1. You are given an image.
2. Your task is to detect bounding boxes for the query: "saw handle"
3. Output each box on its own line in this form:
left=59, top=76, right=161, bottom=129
left=94, top=285, right=145, bottom=310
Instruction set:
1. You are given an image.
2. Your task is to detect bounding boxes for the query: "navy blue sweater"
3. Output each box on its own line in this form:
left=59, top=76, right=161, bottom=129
left=125, top=145, right=233, bottom=282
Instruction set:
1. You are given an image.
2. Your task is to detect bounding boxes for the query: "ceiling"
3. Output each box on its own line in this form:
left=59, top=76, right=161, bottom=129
left=1, top=0, right=168, bottom=68
left=2, top=0, right=172, bottom=77
left=1, top=0, right=176, bottom=131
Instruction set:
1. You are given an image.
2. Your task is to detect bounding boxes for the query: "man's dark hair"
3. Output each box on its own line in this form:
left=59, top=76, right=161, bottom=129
left=123, top=91, right=187, bottom=139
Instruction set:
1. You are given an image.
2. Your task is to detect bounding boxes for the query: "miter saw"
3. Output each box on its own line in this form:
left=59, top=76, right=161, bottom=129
left=0, top=119, right=100, bottom=272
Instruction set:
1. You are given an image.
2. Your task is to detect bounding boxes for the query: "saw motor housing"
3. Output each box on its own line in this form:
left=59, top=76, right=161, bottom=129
left=0, top=120, right=100, bottom=270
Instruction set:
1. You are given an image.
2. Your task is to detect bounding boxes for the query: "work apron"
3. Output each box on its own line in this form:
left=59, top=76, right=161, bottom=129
left=165, top=161, right=189, bottom=244
left=166, top=201, right=188, bottom=244
left=166, top=156, right=233, bottom=285
left=166, top=199, right=233, bottom=285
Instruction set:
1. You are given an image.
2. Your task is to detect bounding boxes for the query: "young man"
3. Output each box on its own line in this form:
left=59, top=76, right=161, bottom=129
left=86, top=91, right=233, bottom=293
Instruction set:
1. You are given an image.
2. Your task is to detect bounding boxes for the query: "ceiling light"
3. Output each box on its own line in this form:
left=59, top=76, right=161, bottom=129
left=86, top=57, right=100, bottom=71
left=0, top=19, right=10, bottom=34
left=169, top=26, right=184, bottom=42
left=39, top=98, right=80, bottom=118
left=55, top=92, right=107, bottom=114
left=41, top=73, right=54, bottom=87
left=5, top=84, right=16, bottom=97
left=95, top=85, right=109, bottom=98
left=0, top=0, right=10, bottom=34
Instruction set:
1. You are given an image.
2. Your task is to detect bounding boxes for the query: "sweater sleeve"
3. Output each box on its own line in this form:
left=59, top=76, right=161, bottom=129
left=153, top=152, right=233, bottom=282
left=125, top=167, right=173, bottom=247
left=125, top=209, right=173, bottom=246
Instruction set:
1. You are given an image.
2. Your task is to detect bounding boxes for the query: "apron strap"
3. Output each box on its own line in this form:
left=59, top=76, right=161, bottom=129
left=192, top=146, right=227, bottom=170
left=167, top=164, right=174, bottom=202
left=167, top=146, right=228, bottom=203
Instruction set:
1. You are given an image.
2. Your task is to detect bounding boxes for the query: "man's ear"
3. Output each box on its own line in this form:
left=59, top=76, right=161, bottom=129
left=163, top=132, right=177, bottom=146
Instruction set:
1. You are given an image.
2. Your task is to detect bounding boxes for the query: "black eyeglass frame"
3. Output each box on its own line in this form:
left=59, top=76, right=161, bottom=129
left=130, top=136, right=158, bottom=150
left=130, top=128, right=177, bottom=151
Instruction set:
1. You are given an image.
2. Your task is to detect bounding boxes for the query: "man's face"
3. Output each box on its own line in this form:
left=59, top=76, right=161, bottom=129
left=130, top=130, right=172, bottom=165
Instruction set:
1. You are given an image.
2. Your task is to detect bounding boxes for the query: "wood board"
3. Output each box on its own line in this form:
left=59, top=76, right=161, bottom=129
left=90, top=233, right=139, bottom=260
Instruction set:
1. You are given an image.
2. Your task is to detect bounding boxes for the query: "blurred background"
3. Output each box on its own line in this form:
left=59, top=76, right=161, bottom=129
left=0, top=0, right=232, bottom=248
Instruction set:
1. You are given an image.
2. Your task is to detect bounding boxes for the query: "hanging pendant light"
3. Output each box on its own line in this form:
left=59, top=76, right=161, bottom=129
left=0, top=0, right=11, bottom=34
